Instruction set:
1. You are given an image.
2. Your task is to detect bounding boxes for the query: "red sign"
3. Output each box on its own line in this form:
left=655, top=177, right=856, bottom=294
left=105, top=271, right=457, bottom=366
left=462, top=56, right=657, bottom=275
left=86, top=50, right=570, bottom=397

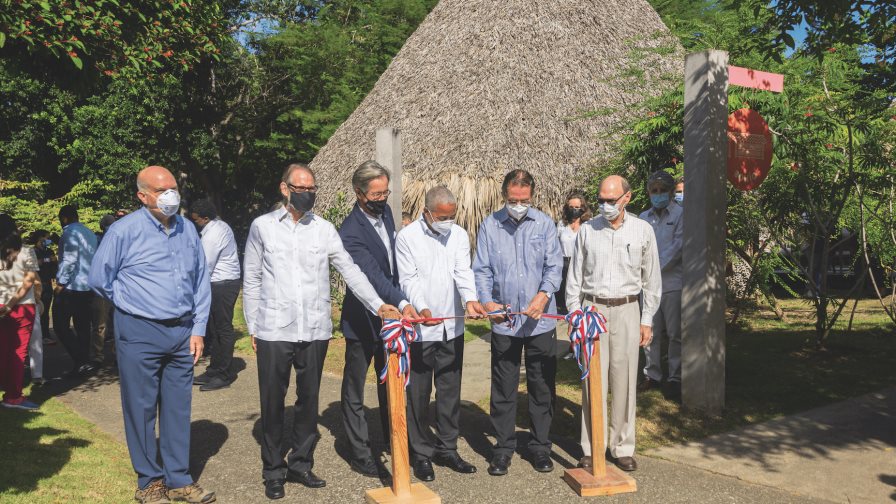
left=728, top=65, right=784, bottom=93
left=727, top=108, right=773, bottom=190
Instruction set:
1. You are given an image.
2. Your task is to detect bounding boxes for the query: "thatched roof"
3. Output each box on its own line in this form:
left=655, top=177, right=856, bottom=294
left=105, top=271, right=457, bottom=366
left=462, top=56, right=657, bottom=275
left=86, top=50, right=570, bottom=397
left=311, top=0, right=682, bottom=235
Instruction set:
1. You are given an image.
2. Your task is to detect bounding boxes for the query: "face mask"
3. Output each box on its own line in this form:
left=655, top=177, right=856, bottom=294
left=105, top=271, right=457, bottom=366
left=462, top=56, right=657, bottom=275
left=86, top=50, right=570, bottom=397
left=564, top=207, right=585, bottom=221
left=290, top=191, right=316, bottom=213
left=42, top=239, right=52, bottom=248
left=650, top=193, right=670, bottom=209
left=674, top=192, right=683, bottom=204
left=364, top=199, right=387, bottom=216
left=599, top=202, right=621, bottom=222
left=156, top=189, right=181, bottom=217
left=506, top=202, right=530, bottom=220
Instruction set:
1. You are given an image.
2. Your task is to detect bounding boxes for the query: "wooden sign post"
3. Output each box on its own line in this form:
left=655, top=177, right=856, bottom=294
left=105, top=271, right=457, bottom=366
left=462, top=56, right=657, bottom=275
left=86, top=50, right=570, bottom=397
left=562, top=344, right=637, bottom=496
left=365, top=354, right=440, bottom=504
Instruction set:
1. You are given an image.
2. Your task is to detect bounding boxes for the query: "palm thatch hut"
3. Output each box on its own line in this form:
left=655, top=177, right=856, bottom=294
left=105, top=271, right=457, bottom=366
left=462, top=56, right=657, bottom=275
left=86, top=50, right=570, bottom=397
left=311, top=0, right=682, bottom=237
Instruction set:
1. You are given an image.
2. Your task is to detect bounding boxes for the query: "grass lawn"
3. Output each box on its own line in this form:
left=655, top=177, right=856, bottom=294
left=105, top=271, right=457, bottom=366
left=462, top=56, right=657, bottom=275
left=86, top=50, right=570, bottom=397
left=0, top=386, right=134, bottom=503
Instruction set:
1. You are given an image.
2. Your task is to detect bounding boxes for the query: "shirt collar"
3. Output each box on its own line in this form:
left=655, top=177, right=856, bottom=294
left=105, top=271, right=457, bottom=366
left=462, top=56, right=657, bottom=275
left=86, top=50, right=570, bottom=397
left=277, top=205, right=314, bottom=225
left=140, top=206, right=180, bottom=233
left=419, top=216, right=449, bottom=239
left=496, top=206, right=534, bottom=225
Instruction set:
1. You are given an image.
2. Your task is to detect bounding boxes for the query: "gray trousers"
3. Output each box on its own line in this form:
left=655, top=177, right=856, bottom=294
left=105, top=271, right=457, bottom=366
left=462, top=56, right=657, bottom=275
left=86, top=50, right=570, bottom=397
left=580, top=300, right=640, bottom=458
left=642, top=290, right=682, bottom=383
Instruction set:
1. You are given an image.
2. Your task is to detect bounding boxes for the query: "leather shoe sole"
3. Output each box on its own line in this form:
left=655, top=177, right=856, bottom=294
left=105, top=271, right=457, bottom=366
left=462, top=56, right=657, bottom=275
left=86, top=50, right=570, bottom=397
left=264, top=479, right=285, bottom=500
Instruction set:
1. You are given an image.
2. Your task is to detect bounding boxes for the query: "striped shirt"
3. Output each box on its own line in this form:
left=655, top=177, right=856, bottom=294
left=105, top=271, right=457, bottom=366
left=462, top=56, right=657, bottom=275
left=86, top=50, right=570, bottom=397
left=564, top=211, right=662, bottom=326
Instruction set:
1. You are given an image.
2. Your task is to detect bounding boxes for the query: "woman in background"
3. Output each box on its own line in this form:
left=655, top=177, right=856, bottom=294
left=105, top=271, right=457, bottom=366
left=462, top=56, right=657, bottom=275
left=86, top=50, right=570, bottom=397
left=556, top=190, right=591, bottom=314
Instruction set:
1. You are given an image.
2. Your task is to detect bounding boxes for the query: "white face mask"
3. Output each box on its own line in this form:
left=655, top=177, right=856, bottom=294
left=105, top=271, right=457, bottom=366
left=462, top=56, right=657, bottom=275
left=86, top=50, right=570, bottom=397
left=431, top=219, right=454, bottom=235
left=599, top=202, right=621, bottom=222
left=506, top=202, right=530, bottom=220
left=156, top=189, right=181, bottom=217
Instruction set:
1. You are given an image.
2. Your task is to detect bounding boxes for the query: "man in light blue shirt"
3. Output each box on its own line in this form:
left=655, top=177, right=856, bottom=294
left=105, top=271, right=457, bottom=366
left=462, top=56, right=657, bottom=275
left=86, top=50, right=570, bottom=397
left=88, top=165, right=215, bottom=504
left=53, top=204, right=97, bottom=375
left=473, top=169, right=563, bottom=477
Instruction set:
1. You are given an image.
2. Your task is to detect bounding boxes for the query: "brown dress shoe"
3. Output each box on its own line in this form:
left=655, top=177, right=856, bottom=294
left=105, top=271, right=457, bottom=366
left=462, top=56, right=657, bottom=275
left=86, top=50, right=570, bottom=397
left=637, top=377, right=661, bottom=392
left=614, top=456, right=638, bottom=472
left=578, top=456, right=592, bottom=469
left=168, top=482, right=216, bottom=503
left=135, top=479, right=171, bottom=504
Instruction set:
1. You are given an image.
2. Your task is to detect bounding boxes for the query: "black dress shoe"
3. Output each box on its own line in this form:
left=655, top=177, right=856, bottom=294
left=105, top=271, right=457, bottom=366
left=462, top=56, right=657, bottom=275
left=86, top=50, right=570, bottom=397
left=531, top=452, right=554, bottom=473
left=487, top=454, right=511, bottom=476
left=193, top=372, right=211, bottom=386
left=199, top=376, right=231, bottom=392
left=288, top=470, right=326, bottom=488
left=264, top=479, right=285, bottom=500
left=351, top=457, right=379, bottom=477
left=614, top=456, right=638, bottom=472
left=433, top=452, right=477, bottom=474
left=637, top=377, right=662, bottom=392
left=413, top=459, right=435, bottom=481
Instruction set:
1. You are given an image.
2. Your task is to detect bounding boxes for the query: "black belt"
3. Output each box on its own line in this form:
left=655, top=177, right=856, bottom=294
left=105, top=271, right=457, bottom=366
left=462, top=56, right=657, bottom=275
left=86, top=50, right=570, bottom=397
left=584, top=294, right=639, bottom=307
left=121, top=309, right=194, bottom=327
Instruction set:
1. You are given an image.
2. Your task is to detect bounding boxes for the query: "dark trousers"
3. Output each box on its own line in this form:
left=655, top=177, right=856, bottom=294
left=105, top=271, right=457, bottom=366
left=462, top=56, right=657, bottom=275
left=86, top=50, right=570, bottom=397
left=91, top=294, right=115, bottom=362
left=407, top=336, right=464, bottom=463
left=557, top=257, right=571, bottom=314
left=53, top=289, right=94, bottom=369
left=490, top=330, right=557, bottom=457
left=38, top=276, right=53, bottom=341
left=115, top=309, right=194, bottom=490
left=206, top=279, right=240, bottom=381
left=340, top=336, right=389, bottom=460
left=256, top=338, right=328, bottom=481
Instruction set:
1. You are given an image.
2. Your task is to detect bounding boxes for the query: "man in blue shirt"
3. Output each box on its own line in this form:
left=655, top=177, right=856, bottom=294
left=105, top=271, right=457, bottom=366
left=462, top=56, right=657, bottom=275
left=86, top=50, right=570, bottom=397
left=53, top=204, right=98, bottom=376
left=88, top=166, right=215, bottom=504
left=473, top=169, right=563, bottom=477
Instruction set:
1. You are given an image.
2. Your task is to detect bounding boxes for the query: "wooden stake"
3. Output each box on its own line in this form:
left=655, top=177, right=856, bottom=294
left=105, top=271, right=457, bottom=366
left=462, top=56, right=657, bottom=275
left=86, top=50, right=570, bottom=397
left=563, top=338, right=637, bottom=497
left=365, top=354, right=440, bottom=504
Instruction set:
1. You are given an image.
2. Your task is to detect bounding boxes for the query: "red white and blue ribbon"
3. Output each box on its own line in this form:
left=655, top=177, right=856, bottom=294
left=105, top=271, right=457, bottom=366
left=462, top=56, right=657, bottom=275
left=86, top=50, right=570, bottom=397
left=485, top=304, right=515, bottom=327
left=378, top=318, right=418, bottom=387
left=564, top=305, right=608, bottom=380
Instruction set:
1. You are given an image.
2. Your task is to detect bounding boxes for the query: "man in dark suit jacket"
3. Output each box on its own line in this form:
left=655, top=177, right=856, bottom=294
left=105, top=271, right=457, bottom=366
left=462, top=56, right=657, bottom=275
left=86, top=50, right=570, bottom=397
left=339, top=160, right=420, bottom=477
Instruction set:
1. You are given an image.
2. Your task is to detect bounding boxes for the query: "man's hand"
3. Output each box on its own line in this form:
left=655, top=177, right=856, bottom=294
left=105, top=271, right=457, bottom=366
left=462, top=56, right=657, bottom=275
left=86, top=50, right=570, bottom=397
left=189, top=336, right=204, bottom=365
left=401, top=304, right=420, bottom=321
left=251, top=335, right=257, bottom=353
left=522, top=292, right=550, bottom=320
left=419, top=308, right=441, bottom=326
left=465, top=301, right=487, bottom=319
left=639, top=325, right=653, bottom=348
left=483, top=301, right=507, bottom=323
left=378, top=304, right=401, bottom=320
left=53, top=283, right=65, bottom=295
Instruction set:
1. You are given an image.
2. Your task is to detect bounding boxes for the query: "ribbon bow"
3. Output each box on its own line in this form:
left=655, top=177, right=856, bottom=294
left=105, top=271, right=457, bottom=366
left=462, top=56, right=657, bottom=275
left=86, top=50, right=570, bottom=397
left=486, top=304, right=515, bottom=327
left=565, top=305, right=608, bottom=380
left=378, top=318, right=418, bottom=387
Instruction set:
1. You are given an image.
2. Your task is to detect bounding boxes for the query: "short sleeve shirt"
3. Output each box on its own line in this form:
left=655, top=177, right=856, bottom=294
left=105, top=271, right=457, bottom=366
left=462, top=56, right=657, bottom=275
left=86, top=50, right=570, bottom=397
left=0, top=247, right=39, bottom=305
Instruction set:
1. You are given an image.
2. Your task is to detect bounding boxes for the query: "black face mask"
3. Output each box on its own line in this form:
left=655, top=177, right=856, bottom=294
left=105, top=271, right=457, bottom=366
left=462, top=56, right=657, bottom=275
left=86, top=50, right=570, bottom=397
left=290, top=191, right=316, bottom=213
left=565, top=207, right=585, bottom=221
left=364, top=199, right=387, bottom=216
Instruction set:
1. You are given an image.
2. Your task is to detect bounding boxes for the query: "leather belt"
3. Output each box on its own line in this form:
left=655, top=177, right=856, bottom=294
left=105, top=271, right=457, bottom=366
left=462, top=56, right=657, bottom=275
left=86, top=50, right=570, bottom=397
left=584, top=294, right=639, bottom=307
left=122, top=309, right=194, bottom=327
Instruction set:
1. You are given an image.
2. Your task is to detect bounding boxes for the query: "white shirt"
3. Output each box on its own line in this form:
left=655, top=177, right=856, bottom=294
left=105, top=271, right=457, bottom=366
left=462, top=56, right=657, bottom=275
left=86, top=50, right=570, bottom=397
left=565, top=212, right=662, bottom=326
left=199, top=218, right=241, bottom=282
left=364, top=211, right=394, bottom=274
left=0, top=247, right=38, bottom=305
left=557, top=222, right=579, bottom=258
left=396, top=218, right=478, bottom=342
left=639, top=203, right=682, bottom=293
left=243, top=208, right=384, bottom=342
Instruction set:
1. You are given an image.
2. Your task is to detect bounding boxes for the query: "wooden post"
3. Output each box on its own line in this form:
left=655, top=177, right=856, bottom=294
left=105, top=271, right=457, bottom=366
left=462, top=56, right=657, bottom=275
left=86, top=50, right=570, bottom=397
left=563, top=342, right=637, bottom=496
left=365, top=354, right=440, bottom=504
left=681, top=50, right=728, bottom=415
left=376, top=127, right=403, bottom=231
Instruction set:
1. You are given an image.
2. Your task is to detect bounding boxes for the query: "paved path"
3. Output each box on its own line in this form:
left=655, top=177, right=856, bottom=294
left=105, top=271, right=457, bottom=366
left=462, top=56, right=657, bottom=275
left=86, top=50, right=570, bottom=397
left=41, top=342, right=831, bottom=503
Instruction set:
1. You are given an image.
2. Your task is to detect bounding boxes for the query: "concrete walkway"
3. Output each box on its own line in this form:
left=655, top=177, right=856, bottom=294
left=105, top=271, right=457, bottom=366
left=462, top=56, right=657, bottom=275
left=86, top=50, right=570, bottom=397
left=40, top=341, right=838, bottom=503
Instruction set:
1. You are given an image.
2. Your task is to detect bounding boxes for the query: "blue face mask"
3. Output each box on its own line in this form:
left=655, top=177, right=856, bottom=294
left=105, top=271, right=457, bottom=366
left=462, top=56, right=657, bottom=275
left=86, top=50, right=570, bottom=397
left=674, top=192, right=683, bottom=204
left=42, top=239, right=52, bottom=247
left=650, top=193, right=670, bottom=209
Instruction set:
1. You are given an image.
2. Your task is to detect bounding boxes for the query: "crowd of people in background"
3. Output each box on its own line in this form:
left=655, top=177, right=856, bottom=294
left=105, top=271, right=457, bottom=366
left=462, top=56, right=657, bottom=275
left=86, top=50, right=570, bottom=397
left=0, top=162, right=684, bottom=504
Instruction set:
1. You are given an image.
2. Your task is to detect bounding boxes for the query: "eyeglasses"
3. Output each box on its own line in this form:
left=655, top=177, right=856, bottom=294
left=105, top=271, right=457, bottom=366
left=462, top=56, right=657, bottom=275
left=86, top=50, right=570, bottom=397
left=287, top=183, right=318, bottom=193
left=506, top=199, right=531, bottom=205
left=596, top=192, right=629, bottom=205
left=364, top=189, right=391, bottom=200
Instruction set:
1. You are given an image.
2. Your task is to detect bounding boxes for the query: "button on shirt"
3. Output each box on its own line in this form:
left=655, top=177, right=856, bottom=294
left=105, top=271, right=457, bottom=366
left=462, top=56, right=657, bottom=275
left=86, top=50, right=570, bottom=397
left=199, top=218, right=241, bottom=283
left=396, top=218, right=478, bottom=342
left=639, top=203, right=682, bottom=293
left=564, top=212, right=662, bottom=326
left=57, top=222, right=98, bottom=291
left=88, top=207, right=211, bottom=336
left=242, top=208, right=385, bottom=343
left=473, top=207, right=563, bottom=337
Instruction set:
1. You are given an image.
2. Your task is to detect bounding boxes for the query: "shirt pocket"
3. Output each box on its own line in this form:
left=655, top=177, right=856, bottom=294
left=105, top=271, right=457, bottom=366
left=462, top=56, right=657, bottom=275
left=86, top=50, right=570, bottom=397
left=526, top=233, right=546, bottom=270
